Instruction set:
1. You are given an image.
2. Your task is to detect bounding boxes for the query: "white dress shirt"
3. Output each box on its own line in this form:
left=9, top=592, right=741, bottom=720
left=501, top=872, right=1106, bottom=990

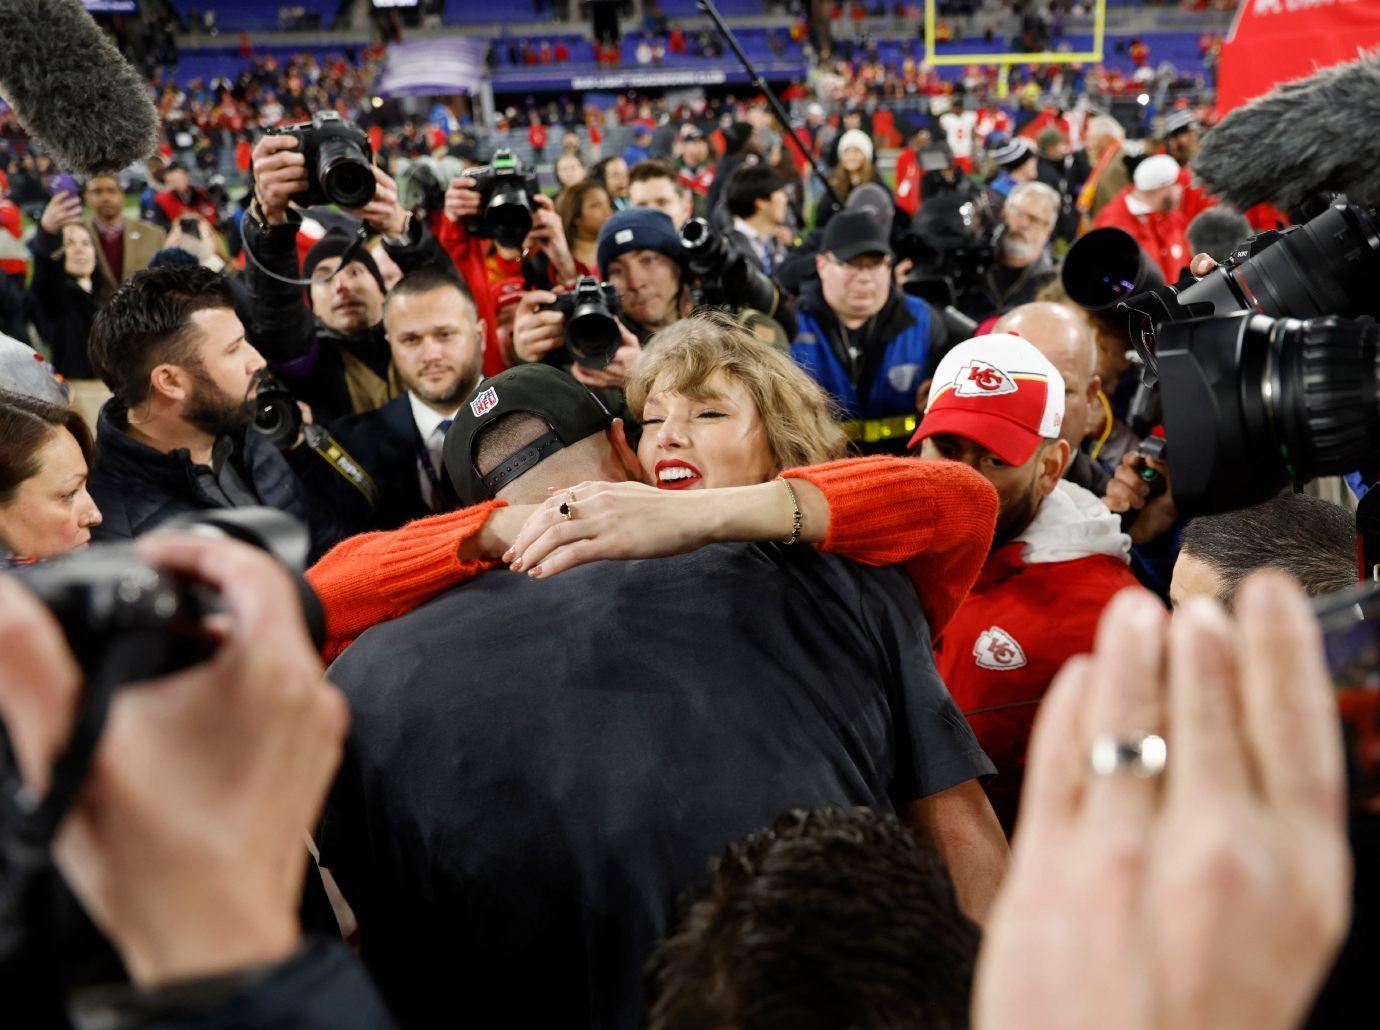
left=408, top=392, right=462, bottom=510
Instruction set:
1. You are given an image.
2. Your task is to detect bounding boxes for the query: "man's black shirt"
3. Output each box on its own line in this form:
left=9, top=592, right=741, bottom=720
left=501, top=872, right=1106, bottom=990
left=319, top=542, right=992, bottom=1028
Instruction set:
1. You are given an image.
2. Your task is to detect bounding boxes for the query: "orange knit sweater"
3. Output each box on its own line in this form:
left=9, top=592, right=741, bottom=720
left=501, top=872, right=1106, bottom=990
left=306, top=456, right=997, bottom=664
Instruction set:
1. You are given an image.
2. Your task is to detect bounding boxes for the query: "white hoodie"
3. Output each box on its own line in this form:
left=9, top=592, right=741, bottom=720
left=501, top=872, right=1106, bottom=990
left=1015, top=480, right=1133, bottom=566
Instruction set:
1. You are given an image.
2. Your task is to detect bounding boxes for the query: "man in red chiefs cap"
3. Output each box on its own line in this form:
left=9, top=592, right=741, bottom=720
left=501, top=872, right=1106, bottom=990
left=911, top=333, right=1140, bottom=835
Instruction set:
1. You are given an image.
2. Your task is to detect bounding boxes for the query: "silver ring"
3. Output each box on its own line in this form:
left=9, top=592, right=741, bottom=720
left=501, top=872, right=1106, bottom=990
left=1090, top=732, right=1167, bottom=778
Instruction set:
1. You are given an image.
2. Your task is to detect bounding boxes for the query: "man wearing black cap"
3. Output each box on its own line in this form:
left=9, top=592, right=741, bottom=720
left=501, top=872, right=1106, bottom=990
left=242, top=133, right=457, bottom=422
left=791, top=209, right=949, bottom=441
left=316, top=365, right=1003, bottom=1029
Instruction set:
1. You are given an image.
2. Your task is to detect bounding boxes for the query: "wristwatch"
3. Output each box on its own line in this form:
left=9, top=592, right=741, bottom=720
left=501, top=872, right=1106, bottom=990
left=382, top=211, right=414, bottom=247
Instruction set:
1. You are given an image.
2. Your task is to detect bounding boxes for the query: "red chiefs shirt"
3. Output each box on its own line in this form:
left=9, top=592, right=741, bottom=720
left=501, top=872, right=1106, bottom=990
left=1094, top=185, right=1192, bottom=283
left=934, top=483, right=1140, bottom=833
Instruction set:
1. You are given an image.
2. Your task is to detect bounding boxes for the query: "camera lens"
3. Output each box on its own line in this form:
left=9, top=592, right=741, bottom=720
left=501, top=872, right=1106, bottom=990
left=485, top=188, right=534, bottom=248
left=1229, top=206, right=1380, bottom=320
left=1061, top=227, right=1164, bottom=312
left=318, top=136, right=375, bottom=208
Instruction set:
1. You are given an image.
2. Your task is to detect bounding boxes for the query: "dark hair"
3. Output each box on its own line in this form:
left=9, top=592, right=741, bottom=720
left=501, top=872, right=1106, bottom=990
left=384, top=267, right=474, bottom=316
left=629, top=157, right=686, bottom=192
left=645, top=808, right=979, bottom=1030
left=87, top=265, right=237, bottom=409
left=1180, top=490, right=1357, bottom=607
left=725, top=164, right=787, bottom=220
left=0, top=390, right=94, bottom=505
left=1185, top=207, right=1254, bottom=263
left=554, top=179, right=611, bottom=243
left=474, top=412, right=549, bottom=478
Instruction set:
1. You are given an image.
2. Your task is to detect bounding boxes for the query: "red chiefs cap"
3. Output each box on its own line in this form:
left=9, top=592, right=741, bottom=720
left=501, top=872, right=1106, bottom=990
left=909, top=333, right=1065, bottom=465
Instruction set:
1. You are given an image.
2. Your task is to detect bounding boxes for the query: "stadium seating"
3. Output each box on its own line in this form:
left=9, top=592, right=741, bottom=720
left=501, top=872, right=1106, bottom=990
left=169, top=0, right=339, bottom=33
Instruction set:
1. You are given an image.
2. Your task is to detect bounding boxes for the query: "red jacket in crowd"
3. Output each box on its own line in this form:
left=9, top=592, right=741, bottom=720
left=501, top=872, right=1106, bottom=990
left=153, top=187, right=219, bottom=227
left=894, top=145, right=923, bottom=217
left=935, top=482, right=1140, bottom=833
left=1094, top=185, right=1192, bottom=283
left=0, top=197, right=26, bottom=277
left=430, top=212, right=513, bottom=377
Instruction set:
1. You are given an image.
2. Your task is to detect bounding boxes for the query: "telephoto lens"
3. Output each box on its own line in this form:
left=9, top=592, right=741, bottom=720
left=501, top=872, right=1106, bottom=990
left=1154, top=312, right=1380, bottom=516
left=252, top=371, right=303, bottom=451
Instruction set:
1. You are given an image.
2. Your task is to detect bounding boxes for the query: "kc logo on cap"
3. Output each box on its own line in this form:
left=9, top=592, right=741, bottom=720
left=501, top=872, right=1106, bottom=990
left=909, top=333, right=1067, bottom=466
left=955, top=360, right=1018, bottom=397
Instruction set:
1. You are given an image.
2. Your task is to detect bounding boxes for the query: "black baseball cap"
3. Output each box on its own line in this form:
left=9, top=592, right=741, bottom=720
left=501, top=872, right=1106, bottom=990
left=821, top=209, right=892, bottom=262
left=443, top=364, right=613, bottom=506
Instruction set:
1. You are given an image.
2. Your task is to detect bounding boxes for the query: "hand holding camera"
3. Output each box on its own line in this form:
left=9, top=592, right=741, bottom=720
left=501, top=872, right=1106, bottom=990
left=0, top=534, right=348, bottom=989
left=512, top=288, right=569, bottom=364
left=443, top=174, right=482, bottom=224
left=252, top=113, right=376, bottom=224
left=38, top=191, right=83, bottom=234
left=526, top=193, right=577, bottom=283
left=251, top=134, right=309, bottom=226
left=343, top=163, right=408, bottom=240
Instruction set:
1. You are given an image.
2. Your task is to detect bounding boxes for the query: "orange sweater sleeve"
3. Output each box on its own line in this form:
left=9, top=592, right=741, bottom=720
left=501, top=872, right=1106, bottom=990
left=307, top=500, right=507, bottom=664
left=781, top=457, right=997, bottom=636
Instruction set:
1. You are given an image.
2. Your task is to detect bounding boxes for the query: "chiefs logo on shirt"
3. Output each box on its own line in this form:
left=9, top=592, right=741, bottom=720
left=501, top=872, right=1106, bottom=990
left=954, top=360, right=1018, bottom=398
left=973, top=626, right=1028, bottom=671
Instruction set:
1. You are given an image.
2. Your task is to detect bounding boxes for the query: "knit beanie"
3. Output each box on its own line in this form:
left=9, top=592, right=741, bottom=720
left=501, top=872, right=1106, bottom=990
left=302, top=231, right=386, bottom=294
left=596, top=208, right=685, bottom=279
left=837, top=129, right=874, bottom=164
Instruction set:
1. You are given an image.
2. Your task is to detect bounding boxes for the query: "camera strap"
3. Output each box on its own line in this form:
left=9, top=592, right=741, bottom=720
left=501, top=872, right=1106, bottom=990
left=302, top=424, right=379, bottom=508
left=241, top=221, right=370, bottom=288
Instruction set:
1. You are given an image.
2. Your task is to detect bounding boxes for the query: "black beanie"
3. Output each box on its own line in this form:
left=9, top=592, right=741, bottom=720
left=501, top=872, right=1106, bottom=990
left=302, top=231, right=386, bottom=295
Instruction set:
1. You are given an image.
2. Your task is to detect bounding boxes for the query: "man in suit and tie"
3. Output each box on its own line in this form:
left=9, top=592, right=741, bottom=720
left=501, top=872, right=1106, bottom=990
left=329, top=269, right=486, bottom=530
left=84, top=174, right=166, bottom=300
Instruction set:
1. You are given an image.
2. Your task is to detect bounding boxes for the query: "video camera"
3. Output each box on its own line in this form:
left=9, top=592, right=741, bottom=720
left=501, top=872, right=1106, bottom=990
left=463, top=149, right=542, bottom=250
left=543, top=276, right=623, bottom=369
left=1063, top=202, right=1380, bottom=517
left=276, top=111, right=376, bottom=209
left=679, top=217, right=779, bottom=314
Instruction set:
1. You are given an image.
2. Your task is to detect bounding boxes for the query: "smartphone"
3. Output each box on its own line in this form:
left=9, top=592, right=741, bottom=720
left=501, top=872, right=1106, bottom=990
left=179, top=216, right=201, bottom=237
left=47, top=173, right=79, bottom=202
left=1313, top=581, right=1380, bottom=806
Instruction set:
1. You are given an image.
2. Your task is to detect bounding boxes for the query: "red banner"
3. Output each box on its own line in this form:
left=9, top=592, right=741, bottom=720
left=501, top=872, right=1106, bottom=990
left=1217, top=0, right=1380, bottom=113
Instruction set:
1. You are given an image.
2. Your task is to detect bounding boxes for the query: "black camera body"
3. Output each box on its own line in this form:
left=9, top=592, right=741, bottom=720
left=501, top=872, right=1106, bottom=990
left=275, top=111, right=376, bottom=209
left=463, top=149, right=541, bottom=249
left=252, top=371, right=302, bottom=452
left=679, top=217, right=778, bottom=315
left=543, top=276, right=623, bottom=368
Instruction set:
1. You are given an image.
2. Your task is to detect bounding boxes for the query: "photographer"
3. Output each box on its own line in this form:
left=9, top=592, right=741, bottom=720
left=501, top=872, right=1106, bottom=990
left=243, top=133, right=455, bottom=422
left=0, top=536, right=394, bottom=1028
left=438, top=166, right=579, bottom=372
left=975, top=181, right=1061, bottom=320
left=84, top=266, right=361, bottom=561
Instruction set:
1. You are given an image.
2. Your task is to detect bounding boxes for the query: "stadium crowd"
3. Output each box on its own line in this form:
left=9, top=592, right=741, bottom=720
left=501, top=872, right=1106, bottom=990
left=0, top=4, right=1373, bottom=1029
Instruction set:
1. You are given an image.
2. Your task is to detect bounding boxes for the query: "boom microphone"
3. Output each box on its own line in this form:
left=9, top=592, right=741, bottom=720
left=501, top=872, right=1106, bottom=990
left=1193, top=55, right=1380, bottom=218
left=0, top=0, right=158, bottom=176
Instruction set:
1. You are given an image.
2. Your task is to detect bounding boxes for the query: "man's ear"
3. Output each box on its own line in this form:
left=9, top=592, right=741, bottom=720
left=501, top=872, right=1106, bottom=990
left=1086, top=373, right=1102, bottom=406
left=608, top=418, right=646, bottom=483
left=149, top=364, right=191, bottom=406
left=474, top=318, right=488, bottom=356
left=1039, top=439, right=1071, bottom=496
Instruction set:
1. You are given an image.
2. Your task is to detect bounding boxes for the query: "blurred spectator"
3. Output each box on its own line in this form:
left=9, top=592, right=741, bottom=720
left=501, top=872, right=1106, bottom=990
left=1076, top=115, right=1130, bottom=223
left=593, top=155, right=631, bottom=211
left=628, top=158, right=695, bottom=230
left=82, top=173, right=167, bottom=298
left=816, top=129, right=881, bottom=229
left=894, top=123, right=933, bottom=218
left=725, top=165, right=792, bottom=276
left=675, top=126, right=714, bottom=198
left=0, top=390, right=101, bottom=562
left=553, top=179, right=613, bottom=273
left=1094, top=154, right=1191, bottom=283
left=985, top=136, right=1039, bottom=204
left=1186, top=206, right=1252, bottom=263
left=647, top=809, right=979, bottom=1028
left=149, top=161, right=219, bottom=231
left=554, top=152, right=587, bottom=192
left=976, top=181, right=1061, bottom=319
left=1172, top=491, right=1357, bottom=609
left=623, top=124, right=655, bottom=167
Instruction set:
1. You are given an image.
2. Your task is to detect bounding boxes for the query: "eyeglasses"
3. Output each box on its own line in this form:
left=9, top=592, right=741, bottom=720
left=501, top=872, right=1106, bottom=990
left=826, top=253, right=892, bottom=277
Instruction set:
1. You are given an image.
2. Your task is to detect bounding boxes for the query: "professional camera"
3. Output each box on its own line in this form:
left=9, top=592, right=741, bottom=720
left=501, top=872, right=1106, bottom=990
left=1150, top=312, right=1380, bottom=516
left=463, top=149, right=541, bottom=250
left=679, top=217, right=778, bottom=314
left=275, top=111, right=376, bottom=209
left=905, top=181, right=1004, bottom=317
left=543, top=276, right=623, bottom=369
left=252, top=370, right=302, bottom=452
left=1121, top=203, right=1380, bottom=358
left=396, top=155, right=467, bottom=216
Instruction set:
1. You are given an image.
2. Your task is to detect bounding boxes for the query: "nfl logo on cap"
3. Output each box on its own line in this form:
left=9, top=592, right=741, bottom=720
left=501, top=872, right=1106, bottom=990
left=470, top=386, right=499, bottom=417
left=909, top=334, right=1066, bottom=466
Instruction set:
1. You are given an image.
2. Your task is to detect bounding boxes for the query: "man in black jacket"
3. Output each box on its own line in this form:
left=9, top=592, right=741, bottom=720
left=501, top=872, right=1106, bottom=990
left=243, top=133, right=457, bottom=423
left=327, top=270, right=486, bottom=530
left=85, top=266, right=363, bottom=561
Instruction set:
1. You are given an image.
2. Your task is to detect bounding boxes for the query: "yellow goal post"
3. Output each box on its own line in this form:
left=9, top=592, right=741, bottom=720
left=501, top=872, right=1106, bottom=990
left=923, top=0, right=1107, bottom=67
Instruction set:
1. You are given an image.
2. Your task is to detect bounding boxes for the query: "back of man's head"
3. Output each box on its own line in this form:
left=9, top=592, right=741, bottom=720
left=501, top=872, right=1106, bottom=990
left=472, top=411, right=632, bottom=504
left=1185, top=207, right=1253, bottom=263
left=88, top=265, right=236, bottom=409
left=1176, top=491, right=1356, bottom=609
left=645, top=807, right=979, bottom=1030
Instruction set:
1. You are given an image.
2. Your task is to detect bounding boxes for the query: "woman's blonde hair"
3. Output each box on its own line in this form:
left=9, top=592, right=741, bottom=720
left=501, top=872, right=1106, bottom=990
left=626, top=311, right=848, bottom=473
